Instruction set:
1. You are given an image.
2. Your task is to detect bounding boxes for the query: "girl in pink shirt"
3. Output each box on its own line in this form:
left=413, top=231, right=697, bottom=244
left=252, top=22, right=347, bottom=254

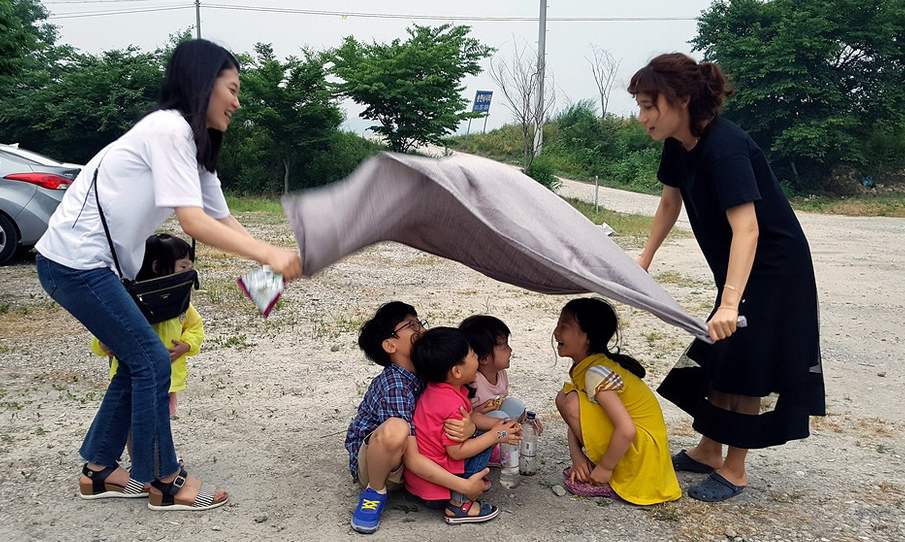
left=460, top=315, right=544, bottom=467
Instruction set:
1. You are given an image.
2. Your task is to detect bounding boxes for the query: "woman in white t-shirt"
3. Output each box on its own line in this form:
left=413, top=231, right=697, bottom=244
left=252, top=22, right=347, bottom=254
left=35, top=39, right=301, bottom=512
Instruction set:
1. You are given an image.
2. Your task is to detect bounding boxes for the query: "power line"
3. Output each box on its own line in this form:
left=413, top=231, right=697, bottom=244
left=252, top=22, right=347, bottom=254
left=45, top=2, right=699, bottom=23
left=48, top=5, right=194, bottom=20
left=202, top=4, right=697, bottom=23
left=44, top=1, right=165, bottom=4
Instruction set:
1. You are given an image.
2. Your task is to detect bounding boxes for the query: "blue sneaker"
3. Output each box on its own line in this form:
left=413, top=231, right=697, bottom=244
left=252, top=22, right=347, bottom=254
left=351, top=487, right=388, bottom=534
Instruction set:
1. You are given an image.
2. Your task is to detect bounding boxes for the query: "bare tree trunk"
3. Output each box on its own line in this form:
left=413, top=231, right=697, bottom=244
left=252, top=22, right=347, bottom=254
left=489, top=41, right=556, bottom=171
left=587, top=45, right=622, bottom=118
left=283, top=158, right=290, bottom=195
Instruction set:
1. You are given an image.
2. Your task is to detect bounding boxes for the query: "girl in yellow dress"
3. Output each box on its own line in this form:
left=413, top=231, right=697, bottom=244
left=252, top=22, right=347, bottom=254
left=92, top=234, right=204, bottom=419
left=554, top=298, right=680, bottom=505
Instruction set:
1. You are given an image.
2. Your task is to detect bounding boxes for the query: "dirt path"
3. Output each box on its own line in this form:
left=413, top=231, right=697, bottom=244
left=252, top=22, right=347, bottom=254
left=1, top=165, right=903, bottom=541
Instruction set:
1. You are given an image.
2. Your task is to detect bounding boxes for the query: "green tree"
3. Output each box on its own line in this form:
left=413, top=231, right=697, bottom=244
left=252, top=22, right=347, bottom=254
left=331, top=24, right=493, bottom=152
left=0, top=46, right=162, bottom=162
left=223, top=43, right=344, bottom=193
left=694, top=0, right=905, bottom=188
left=0, top=0, right=59, bottom=98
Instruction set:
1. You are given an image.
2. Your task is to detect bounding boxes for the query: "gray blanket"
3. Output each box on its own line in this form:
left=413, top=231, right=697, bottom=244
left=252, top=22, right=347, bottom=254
left=282, top=152, right=708, bottom=339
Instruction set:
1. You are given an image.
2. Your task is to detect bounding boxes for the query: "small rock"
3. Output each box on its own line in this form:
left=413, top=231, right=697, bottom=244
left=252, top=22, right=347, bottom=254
left=878, top=371, right=886, bottom=377
left=254, top=514, right=268, bottom=523
left=211, top=526, right=222, bottom=532
left=725, top=528, right=738, bottom=538
left=552, top=485, right=567, bottom=497
left=331, top=344, right=341, bottom=352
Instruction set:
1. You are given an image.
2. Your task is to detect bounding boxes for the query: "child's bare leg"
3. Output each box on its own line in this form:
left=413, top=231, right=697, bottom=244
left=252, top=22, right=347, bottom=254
left=556, top=390, right=593, bottom=480
left=555, top=391, right=582, bottom=438
left=169, top=393, right=177, bottom=417
left=365, top=418, right=409, bottom=491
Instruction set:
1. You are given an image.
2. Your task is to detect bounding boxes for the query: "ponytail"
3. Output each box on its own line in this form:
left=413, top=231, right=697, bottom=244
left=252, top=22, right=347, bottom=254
left=561, top=298, right=646, bottom=379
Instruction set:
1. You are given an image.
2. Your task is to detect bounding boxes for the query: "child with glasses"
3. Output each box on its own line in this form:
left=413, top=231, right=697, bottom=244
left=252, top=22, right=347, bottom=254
left=345, top=302, right=488, bottom=534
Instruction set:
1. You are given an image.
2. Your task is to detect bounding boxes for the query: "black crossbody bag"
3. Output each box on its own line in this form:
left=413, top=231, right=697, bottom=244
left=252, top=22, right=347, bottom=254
left=88, top=164, right=200, bottom=324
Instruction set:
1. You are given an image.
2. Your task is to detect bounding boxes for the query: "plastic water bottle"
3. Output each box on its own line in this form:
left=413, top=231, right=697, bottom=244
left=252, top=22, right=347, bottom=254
left=499, top=442, right=520, bottom=489
left=519, top=411, right=538, bottom=476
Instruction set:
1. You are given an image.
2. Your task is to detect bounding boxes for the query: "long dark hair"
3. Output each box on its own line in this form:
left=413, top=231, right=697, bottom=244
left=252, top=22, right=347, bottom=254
left=159, top=39, right=240, bottom=172
left=628, top=52, right=734, bottom=137
left=562, top=298, right=646, bottom=379
left=136, top=233, right=193, bottom=281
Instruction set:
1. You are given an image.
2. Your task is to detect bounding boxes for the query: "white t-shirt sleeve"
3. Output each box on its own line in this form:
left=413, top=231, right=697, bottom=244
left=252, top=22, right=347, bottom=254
left=147, top=119, right=204, bottom=209
left=200, top=170, right=230, bottom=219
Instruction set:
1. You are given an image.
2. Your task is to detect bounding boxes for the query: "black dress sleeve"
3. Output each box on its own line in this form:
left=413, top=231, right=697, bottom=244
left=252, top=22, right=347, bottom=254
left=656, top=139, right=682, bottom=188
left=707, top=131, right=762, bottom=211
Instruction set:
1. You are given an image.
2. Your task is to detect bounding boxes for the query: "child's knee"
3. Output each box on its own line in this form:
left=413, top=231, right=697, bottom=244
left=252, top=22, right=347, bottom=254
left=555, top=390, right=579, bottom=418
left=373, top=418, right=410, bottom=452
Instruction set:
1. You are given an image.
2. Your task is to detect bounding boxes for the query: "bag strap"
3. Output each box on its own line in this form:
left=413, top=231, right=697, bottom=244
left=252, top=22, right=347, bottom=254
left=81, top=153, right=199, bottom=282
left=91, top=164, right=127, bottom=280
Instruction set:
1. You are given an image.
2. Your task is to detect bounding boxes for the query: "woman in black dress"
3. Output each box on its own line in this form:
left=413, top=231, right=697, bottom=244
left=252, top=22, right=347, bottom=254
left=630, top=53, right=825, bottom=501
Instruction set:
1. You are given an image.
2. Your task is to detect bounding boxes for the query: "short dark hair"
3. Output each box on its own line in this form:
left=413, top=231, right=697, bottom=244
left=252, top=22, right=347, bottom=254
left=411, top=327, right=470, bottom=384
left=628, top=52, right=734, bottom=137
left=358, top=301, right=418, bottom=366
left=159, top=39, right=240, bottom=172
left=136, top=233, right=193, bottom=281
left=459, top=315, right=510, bottom=360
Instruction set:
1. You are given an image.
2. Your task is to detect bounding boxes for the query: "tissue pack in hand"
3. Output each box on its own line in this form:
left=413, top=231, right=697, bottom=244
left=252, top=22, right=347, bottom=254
left=237, top=266, right=284, bottom=318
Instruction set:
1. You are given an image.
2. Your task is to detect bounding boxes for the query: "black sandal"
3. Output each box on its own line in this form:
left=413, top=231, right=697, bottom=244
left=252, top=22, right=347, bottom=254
left=147, top=468, right=228, bottom=512
left=79, top=463, right=148, bottom=500
left=672, top=449, right=716, bottom=474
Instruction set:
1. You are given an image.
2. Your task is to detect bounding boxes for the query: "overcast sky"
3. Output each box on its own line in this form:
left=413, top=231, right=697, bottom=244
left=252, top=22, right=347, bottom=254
left=46, top=0, right=714, bottom=134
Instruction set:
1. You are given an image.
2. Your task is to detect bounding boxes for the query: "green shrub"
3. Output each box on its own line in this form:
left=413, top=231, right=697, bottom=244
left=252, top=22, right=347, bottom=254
left=525, top=154, right=561, bottom=191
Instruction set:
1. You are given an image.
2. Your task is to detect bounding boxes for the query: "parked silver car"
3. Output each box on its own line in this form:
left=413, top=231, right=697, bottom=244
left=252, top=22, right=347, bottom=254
left=0, top=146, right=81, bottom=264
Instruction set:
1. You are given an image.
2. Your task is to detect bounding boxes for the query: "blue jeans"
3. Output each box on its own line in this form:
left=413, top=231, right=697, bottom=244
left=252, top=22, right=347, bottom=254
left=448, top=442, right=494, bottom=504
left=36, top=255, right=179, bottom=483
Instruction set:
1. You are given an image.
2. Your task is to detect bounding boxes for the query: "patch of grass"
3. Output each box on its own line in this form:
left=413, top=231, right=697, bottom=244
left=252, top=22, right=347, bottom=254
left=647, top=503, right=681, bottom=522
left=655, top=271, right=708, bottom=289
left=565, top=197, right=655, bottom=238
left=642, top=330, right=666, bottom=347
left=791, top=192, right=905, bottom=217
left=225, top=195, right=284, bottom=215
left=200, top=279, right=246, bottom=307
left=217, top=334, right=254, bottom=350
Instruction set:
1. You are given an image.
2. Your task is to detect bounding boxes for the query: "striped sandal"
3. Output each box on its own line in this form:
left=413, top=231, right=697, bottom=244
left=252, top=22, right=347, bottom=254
left=147, top=469, right=228, bottom=512
left=79, top=464, right=148, bottom=500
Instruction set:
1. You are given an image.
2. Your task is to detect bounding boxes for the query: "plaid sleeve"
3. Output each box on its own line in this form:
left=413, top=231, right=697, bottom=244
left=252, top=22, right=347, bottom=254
left=378, top=378, right=417, bottom=435
left=585, top=365, right=624, bottom=404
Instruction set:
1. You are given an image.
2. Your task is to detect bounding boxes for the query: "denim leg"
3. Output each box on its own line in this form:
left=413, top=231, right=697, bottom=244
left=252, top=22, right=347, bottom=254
left=500, top=398, right=526, bottom=421
left=463, top=444, right=493, bottom=478
left=37, top=256, right=179, bottom=482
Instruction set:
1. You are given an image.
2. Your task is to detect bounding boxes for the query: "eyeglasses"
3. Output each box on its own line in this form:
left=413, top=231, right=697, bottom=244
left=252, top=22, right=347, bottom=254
left=391, top=318, right=427, bottom=337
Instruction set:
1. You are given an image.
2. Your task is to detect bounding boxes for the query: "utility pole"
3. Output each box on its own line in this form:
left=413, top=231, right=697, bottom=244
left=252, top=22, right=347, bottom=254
left=533, top=0, right=547, bottom=157
left=195, top=0, right=202, bottom=39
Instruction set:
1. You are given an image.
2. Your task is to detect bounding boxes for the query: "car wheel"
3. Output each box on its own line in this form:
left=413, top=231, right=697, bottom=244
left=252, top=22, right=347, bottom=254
left=0, top=213, right=20, bottom=265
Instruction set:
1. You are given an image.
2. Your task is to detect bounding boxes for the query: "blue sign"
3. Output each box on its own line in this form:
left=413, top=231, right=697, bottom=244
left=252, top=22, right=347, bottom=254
left=472, top=90, right=493, bottom=113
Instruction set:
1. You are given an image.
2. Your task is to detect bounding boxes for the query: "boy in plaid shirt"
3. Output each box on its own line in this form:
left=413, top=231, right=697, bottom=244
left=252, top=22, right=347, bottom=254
left=345, top=302, right=487, bottom=534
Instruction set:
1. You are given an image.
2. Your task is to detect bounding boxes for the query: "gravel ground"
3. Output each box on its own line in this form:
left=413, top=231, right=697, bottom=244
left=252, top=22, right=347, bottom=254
left=1, top=176, right=903, bottom=542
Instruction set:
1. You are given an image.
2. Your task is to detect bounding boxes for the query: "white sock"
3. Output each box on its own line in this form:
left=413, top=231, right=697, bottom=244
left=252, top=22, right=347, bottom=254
left=367, top=485, right=387, bottom=495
